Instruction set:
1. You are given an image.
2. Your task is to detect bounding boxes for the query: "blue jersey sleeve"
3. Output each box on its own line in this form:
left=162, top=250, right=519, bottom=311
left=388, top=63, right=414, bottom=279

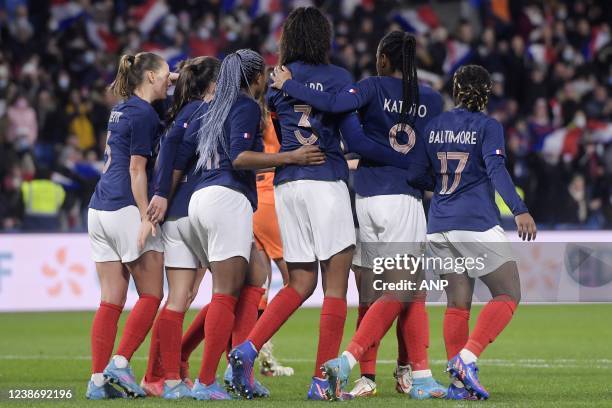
left=174, top=120, right=199, bottom=171
left=229, top=101, right=261, bottom=162
left=282, top=78, right=374, bottom=113
left=130, top=110, right=157, bottom=156
left=482, top=119, right=528, bottom=215
left=339, top=113, right=432, bottom=190
left=153, top=115, right=191, bottom=197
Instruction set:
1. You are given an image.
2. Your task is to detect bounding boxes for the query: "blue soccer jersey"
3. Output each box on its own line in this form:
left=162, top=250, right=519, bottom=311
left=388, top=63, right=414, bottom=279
left=193, top=93, right=263, bottom=210
left=425, top=108, right=528, bottom=233
left=154, top=100, right=208, bottom=219
left=282, top=76, right=443, bottom=198
left=89, top=95, right=161, bottom=211
left=267, top=62, right=353, bottom=185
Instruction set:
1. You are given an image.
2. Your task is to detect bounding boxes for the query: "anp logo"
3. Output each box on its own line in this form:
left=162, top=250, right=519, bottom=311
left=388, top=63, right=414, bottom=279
left=41, top=247, right=86, bottom=297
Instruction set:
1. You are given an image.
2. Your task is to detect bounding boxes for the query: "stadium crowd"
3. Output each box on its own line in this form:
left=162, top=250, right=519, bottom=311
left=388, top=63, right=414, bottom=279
left=0, top=0, right=610, bottom=231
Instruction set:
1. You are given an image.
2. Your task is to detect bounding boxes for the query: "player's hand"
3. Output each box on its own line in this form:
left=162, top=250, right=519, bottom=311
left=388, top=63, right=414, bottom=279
left=169, top=72, right=180, bottom=83
left=288, top=145, right=326, bottom=166
left=138, top=219, right=157, bottom=251
left=147, top=195, right=168, bottom=224
left=271, top=65, right=292, bottom=90
left=515, top=212, right=537, bottom=241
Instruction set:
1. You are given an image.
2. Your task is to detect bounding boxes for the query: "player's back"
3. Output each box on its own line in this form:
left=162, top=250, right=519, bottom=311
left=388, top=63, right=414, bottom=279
left=354, top=77, right=442, bottom=198
left=425, top=108, right=502, bottom=233
left=267, top=62, right=351, bottom=185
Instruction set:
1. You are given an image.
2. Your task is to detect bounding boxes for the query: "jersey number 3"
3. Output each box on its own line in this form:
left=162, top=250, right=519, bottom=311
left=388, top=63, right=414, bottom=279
left=294, top=105, right=318, bottom=145
left=437, top=152, right=469, bottom=195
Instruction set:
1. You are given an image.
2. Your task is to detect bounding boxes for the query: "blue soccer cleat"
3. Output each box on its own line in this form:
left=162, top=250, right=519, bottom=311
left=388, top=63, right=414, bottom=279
left=322, top=356, right=351, bottom=400
left=162, top=381, right=194, bottom=400
left=229, top=341, right=258, bottom=399
left=448, top=354, right=489, bottom=400
left=307, top=377, right=330, bottom=400
left=223, top=364, right=234, bottom=393
left=103, top=359, right=146, bottom=398
left=86, top=380, right=126, bottom=400
left=446, top=383, right=478, bottom=400
left=253, top=378, right=270, bottom=398
left=409, top=376, right=447, bottom=400
left=191, top=379, right=232, bottom=400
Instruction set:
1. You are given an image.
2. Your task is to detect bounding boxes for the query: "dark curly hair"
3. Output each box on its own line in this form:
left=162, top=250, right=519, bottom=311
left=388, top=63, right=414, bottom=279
left=453, top=65, right=492, bottom=112
left=167, top=56, right=220, bottom=124
left=279, top=7, right=331, bottom=65
left=378, top=31, right=419, bottom=127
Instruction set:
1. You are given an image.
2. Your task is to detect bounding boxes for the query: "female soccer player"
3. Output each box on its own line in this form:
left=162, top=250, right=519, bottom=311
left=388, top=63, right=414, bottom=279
left=271, top=30, right=447, bottom=400
left=139, top=56, right=220, bottom=399
left=229, top=8, right=429, bottom=401
left=185, top=48, right=324, bottom=400
left=86, top=52, right=170, bottom=399
left=424, top=65, right=536, bottom=400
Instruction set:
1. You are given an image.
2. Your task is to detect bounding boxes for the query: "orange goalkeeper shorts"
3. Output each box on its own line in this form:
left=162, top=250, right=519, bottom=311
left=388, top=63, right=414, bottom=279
left=253, top=199, right=283, bottom=260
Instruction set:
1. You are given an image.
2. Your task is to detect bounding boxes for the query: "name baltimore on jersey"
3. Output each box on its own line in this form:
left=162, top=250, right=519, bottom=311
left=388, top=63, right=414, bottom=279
left=428, top=130, right=477, bottom=144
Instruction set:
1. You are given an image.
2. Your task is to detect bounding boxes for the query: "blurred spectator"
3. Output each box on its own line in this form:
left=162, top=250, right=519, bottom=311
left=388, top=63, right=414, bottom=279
left=20, top=166, right=65, bottom=231
left=7, top=96, right=37, bottom=151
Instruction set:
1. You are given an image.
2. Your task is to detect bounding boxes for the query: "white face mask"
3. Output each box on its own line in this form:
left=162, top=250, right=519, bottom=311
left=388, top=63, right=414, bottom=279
left=575, top=113, right=586, bottom=128
left=59, top=75, right=70, bottom=89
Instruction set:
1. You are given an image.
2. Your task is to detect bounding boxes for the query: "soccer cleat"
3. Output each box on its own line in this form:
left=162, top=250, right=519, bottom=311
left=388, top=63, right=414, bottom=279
left=348, top=376, right=377, bottom=398
left=86, top=380, right=126, bottom=400
left=393, top=364, right=413, bottom=394
left=259, top=341, right=295, bottom=377
left=447, top=354, right=489, bottom=400
left=307, top=376, right=330, bottom=400
left=103, top=359, right=146, bottom=398
left=322, top=356, right=351, bottom=400
left=223, top=364, right=234, bottom=393
left=162, top=381, right=194, bottom=400
left=191, top=379, right=232, bottom=400
left=140, top=377, right=164, bottom=397
left=447, top=383, right=479, bottom=400
left=253, top=378, right=270, bottom=398
left=229, top=341, right=257, bottom=399
left=409, top=376, right=447, bottom=400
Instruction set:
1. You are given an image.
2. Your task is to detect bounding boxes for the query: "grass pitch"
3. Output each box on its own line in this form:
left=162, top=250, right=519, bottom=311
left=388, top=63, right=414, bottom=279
left=0, top=304, right=611, bottom=407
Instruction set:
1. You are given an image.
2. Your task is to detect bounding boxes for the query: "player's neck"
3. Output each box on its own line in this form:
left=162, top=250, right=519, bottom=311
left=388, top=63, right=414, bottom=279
left=134, top=87, right=154, bottom=104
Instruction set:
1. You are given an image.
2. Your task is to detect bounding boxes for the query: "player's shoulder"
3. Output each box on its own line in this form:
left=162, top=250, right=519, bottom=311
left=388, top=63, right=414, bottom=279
left=124, top=95, right=158, bottom=122
left=418, top=84, right=442, bottom=100
left=288, top=61, right=352, bottom=84
left=231, top=94, right=261, bottom=118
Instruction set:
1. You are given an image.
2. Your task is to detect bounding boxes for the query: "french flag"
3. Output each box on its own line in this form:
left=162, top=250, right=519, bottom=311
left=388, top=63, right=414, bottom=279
left=141, top=43, right=188, bottom=70
left=86, top=18, right=118, bottom=52
left=243, top=132, right=252, bottom=139
left=392, top=5, right=439, bottom=35
left=131, top=0, right=169, bottom=35
left=50, top=0, right=85, bottom=31
left=443, top=39, right=474, bottom=75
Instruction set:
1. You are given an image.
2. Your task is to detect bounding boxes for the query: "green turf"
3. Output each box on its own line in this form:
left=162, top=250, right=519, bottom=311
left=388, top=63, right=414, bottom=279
left=0, top=305, right=611, bottom=407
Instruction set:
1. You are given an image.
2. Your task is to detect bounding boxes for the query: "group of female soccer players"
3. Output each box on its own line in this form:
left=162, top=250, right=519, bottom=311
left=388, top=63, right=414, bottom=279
left=86, top=6, right=537, bottom=402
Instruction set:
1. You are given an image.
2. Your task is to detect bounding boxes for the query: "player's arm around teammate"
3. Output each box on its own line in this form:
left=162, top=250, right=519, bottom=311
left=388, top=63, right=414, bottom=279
left=139, top=56, right=220, bottom=399
left=86, top=52, right=170, bottom=399
left=186, top=49, right=324, bottom=400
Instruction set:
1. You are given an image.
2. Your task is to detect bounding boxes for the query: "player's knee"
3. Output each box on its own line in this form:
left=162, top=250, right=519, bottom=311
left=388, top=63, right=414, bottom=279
left=447, top=298, right=472, bottom=310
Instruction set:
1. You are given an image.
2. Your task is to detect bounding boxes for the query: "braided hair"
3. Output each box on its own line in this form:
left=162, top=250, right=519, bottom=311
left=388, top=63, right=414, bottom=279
left=279, top=7, right=331, bottom=65
left=196, top=49, right=264, bottom=170
left=167, top=56, right=220, bottom=124
left=378, top=31, right=420, bottom=128
left=453, top=65, right=492, bottom=112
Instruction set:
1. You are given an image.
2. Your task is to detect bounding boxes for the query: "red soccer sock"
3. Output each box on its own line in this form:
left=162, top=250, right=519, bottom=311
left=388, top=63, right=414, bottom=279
left=116, top=294, right=161, bottom=361
left=232, top=285, right=265, bottom=347
left=158, top=308, right=185, bottom=380
left=198, top=294, right=237, bottom=386
left=314, top=297, right=347, bottom=377
left=396, top=309, right=409, bottom=366
left=465, top=295, right=517, bottom=357
left=144, top=308, right=164, bottom=382
left=401, top=299, right=430, bottom=371
left=249, top=286, right=303, bottom=351
left=356, top=305, right=378, bottom=377
left=91, top=302, right=123, bottom=373
left=443, top=307, right=470, bottom=360
left=346, top=297, right=402, bottom=361
left=180, top=304, right=209, bottom=376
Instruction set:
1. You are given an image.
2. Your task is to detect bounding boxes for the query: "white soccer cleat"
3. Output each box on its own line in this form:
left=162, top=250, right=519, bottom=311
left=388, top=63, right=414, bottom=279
left=259, top=341, right=294, bottom=377
left=348, top=376, right=377, bottom=398
left=394, top=364, right=414, bottom=394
